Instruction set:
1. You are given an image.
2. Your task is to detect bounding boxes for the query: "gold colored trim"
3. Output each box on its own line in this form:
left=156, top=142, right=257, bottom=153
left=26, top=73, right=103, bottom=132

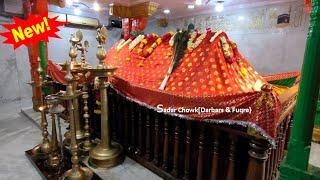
left=312, top=127, right=320, bottom=143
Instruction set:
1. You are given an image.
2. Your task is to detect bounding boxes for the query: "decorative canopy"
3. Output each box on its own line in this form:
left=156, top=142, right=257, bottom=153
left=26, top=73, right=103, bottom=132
left=109, top=2, right=159, bottom=18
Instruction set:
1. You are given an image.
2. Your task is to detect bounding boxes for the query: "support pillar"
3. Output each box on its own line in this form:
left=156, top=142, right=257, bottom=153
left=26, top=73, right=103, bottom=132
left=279, top=0, right=320, bottom=179
left=312, top=98, right=320, bottom=142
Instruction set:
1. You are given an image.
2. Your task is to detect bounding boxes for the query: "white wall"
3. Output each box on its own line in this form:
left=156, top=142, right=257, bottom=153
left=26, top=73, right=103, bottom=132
left=0, top=23, right=121, bottom=108
left=0, top=16, right=32, bottom=109
left=47, top=27, right=122, bottom=65
left=0, top=1, right=121, bottom=107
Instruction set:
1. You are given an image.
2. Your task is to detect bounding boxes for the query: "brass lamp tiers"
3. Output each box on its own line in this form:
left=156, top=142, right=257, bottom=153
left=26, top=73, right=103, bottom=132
left=57, top=90, right=82, bottom=100
left=87, top=67, right=118, bottom=78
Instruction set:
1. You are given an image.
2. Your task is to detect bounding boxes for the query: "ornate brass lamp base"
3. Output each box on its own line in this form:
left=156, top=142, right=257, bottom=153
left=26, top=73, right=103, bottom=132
left=32, top=97, right=41, bottom=112
left=89, top=142, right=124, bottom=168
left=79, top=141, right=97, bottom=155
left=31, top=144, right=45, bottom=159
left=26, top=149, right=103, bottom=179
left=62, top=166, right=93, bottom=180
left=46, top=153, right=62, bottom=169
left=31, top=141, right=51, bottom=159
left=76, top=130, right=85, bottom=140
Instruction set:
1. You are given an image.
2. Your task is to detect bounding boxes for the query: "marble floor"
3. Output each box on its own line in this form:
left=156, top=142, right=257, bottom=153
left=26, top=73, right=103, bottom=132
left=0, top=101, right=162, bottom=180
left=0, top=101, right=319, bottom=180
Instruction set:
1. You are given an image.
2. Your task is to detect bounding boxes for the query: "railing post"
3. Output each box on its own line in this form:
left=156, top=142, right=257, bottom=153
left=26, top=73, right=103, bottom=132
left=280, top=0, right=320, bottom=179
left=246, top=139, right=270, bottom=180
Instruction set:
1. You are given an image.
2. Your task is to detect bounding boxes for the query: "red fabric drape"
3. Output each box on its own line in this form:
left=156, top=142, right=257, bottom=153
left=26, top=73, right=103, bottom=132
left=132, top=17, right=148, bottom=32
left=122, top=18, right=132, bottom=40
left=46, top=60, right=66, bottom=84
left=105, top=31, right=282, bottom=138
left=263, top=71, right=300, bottom=82
left=305, top=0, right=311, bottom=13
left=47, top=31, right=288, bottom=138
left=122, top=17, right=148, bottom=39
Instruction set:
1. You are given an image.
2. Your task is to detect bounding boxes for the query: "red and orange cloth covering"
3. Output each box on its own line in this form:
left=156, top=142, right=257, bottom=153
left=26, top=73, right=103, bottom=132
left=106, top=30, right=267, bottom=96
left=263, top=71, right=300, bottom=95
left=46, top=60, right=66, bottom=84
left=263, top=71, right=300, bottom=84
left=44, top=30, right=290, bottom=141
left=105, top=30, right=282, bottom=140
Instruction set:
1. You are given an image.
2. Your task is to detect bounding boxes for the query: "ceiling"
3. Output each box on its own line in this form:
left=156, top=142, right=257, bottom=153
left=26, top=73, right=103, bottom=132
left=78, top=0, right=301, bottom=19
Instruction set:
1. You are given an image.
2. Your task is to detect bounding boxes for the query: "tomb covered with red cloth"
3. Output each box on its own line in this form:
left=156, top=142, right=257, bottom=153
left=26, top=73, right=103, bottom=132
left=104, top=30, right=283, bottom=141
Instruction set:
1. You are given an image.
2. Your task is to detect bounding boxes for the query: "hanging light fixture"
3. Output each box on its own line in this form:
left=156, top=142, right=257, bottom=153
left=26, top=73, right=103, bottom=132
left=195, top=0, right=202, bottom=6
left=215, top=1, right=224, bottom=12
left=93, top=2, right=100, bottom=11
left=163, top=9, right=171, bottom=14
left=238, top=15, right=245, bottom=21
left=188, top=4, right=195, bottom=9
left=66, top=0, right=73, bottom=6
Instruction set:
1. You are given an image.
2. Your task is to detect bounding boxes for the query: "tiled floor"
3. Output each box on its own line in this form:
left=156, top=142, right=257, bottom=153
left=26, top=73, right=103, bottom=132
left=0, top=102, right=43, bottom=180
left=310, top=142, right=320, bottom=168
left=0, top=101, right=162, bottom=180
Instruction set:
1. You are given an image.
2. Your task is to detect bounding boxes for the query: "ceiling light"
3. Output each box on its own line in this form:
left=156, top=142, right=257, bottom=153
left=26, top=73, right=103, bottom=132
left=66, top=0, right=73, bottom=6
left=238, top=16, right=245, bottom=21
left=163, top=9, right=170, bottom=14
left=74, top=8, right=81, bottom=15
left=93, top=2, right=100, bottom=11
left=73, top=0, right=79, bottom=2
left=188, top=4, right=195, bottom=9
left=195, top=0, right=202, bottom=5
left=215, top=1, right=224, bottom=12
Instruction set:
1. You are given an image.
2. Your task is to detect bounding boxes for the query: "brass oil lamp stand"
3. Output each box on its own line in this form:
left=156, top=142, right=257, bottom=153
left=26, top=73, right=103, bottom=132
left=78, top=82, right=96, bottom=154
left=60, top=61, right=93, bottom=179
left=31, top=57, right=51, bottom=159
left=70, top=31, right=85, bottom=141
left=62, top=31, right=87, bottom=147
left=88, top=26, right=124, bottom=168
left=45, top=94, right=65, bottom=170
left=77, top=60, right=96, bottom=154
left=71, top=32, right=95, bottom=154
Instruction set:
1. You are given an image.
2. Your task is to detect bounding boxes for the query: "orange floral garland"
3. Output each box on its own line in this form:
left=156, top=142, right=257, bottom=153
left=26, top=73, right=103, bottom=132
left=136, top=34, right=161, bottom=57
left=130, top=34, right=162, bottom=67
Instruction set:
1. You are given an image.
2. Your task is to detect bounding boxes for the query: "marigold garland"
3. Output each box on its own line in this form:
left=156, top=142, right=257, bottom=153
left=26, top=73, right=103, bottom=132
left=187, top=31, right=207, bottom=52
left=116, top=38, right=132, bottom=51
left=138, top=34, right=161, bottom=57
left=129, top=35, right=145, bottom=51
left=169, top=32, right=176, bottom=46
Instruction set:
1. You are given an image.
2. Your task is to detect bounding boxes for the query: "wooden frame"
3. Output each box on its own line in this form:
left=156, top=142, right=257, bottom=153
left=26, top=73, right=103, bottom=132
left=52, top=82, right=297, bottom=180
left=103, top=87, right=296, bottom=180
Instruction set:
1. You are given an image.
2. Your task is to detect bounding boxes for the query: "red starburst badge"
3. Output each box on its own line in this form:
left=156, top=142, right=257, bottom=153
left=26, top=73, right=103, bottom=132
left=0, top=13, right=66, bottom=49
